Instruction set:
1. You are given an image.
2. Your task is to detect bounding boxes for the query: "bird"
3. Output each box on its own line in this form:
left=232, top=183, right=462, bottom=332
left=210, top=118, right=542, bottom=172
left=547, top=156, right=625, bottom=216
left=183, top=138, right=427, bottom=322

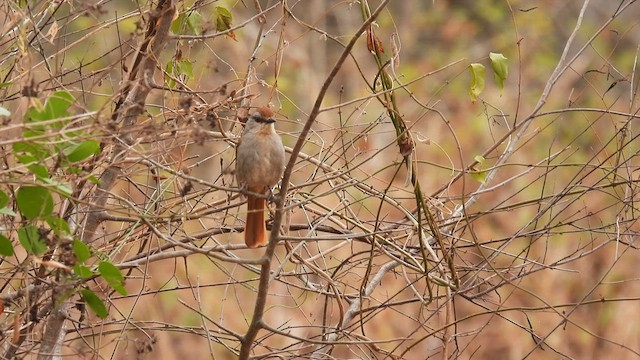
left=235, top=107, right=286, bottom=248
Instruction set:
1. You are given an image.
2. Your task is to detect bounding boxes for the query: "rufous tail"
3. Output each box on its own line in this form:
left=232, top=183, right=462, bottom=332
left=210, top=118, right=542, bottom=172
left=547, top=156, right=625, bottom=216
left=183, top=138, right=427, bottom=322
left=245, top=194, right=266, bottom=248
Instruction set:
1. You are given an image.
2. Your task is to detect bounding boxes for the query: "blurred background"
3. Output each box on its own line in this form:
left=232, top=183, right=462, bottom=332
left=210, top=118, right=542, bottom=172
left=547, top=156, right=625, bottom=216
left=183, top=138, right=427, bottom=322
left=1, top=0, right=639, bottom=359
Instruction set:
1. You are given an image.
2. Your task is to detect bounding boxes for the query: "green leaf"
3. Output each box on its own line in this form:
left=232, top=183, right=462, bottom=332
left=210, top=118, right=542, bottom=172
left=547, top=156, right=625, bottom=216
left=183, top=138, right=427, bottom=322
left=28, top=164, right=50, bottom=179
left=474, top=155, right=486, bottom=164
left=25, top=91, right=73, bottom=124
left=13, top=141, right=49, bottom=159
left=165, top=61, right=176, bottom=88
left=469, top=63, right=486, bottom=102
left=171, top=11, right=203, bottom=35
left=29, top=98, right=44, bottom=111
left=0, top=190, right=8, bottom=208
left=26, top=102, right=45, bottom=123
left=46, top=216, right=71, bottom=236
left=73, top=264, right=94, bottom=278
left=171, top=13, right=186, bottom=34
left=179, top=60, right=193, bottom=79
left=0, top=190, right=14, bottom=216
left=17, top=225, right=48, bottom=255
left=0, top=234, right=14, bottom=256
left=214, top=6, right=236, bottom=40
left=80, top=288, right=108, bottom=318
left=43, top=91, right=74, bottom=123
left=88, top=176, right=101, bottom=185
left=66, top=166, right=82, bottom=175
left=17, top=154, right=37, bottom=164
left=63, top=140, right=100, bottom=162
left=98, top=261, right=127, bottom=295
left=165, top=59, right=193, bottom=88
left=23, top=128, right=46, bottom=139
left=489, top=52, right=508, bottom=91
left=72, top=239, right=91, bottom=262
left=215, top=6, right=233, bottom=32
left=16, top=186, right=54, bottom=220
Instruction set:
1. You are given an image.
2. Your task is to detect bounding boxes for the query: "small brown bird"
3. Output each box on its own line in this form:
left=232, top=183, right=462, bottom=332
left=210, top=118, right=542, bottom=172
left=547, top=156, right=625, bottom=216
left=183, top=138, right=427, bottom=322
left=235, top=108, right=286, bottom=248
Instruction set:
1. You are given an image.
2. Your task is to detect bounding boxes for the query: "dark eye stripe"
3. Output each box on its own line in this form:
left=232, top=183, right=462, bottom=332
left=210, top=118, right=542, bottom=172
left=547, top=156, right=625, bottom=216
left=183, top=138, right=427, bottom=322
left=254, top=116, right=275, bottom=124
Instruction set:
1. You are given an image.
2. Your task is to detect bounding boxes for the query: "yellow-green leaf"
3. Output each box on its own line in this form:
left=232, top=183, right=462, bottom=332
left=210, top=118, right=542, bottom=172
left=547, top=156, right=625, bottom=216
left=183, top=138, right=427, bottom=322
left=215, top=6, right=236, bottom=40
left=489, top=52, right=508, bottom=91
left=471, top=155, right=488, bottom=184
left=469, top=63, right=485, bottom=102
left=470, top=170, right=488, bottom=185
left=171, top=11, right=203, bottom=35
